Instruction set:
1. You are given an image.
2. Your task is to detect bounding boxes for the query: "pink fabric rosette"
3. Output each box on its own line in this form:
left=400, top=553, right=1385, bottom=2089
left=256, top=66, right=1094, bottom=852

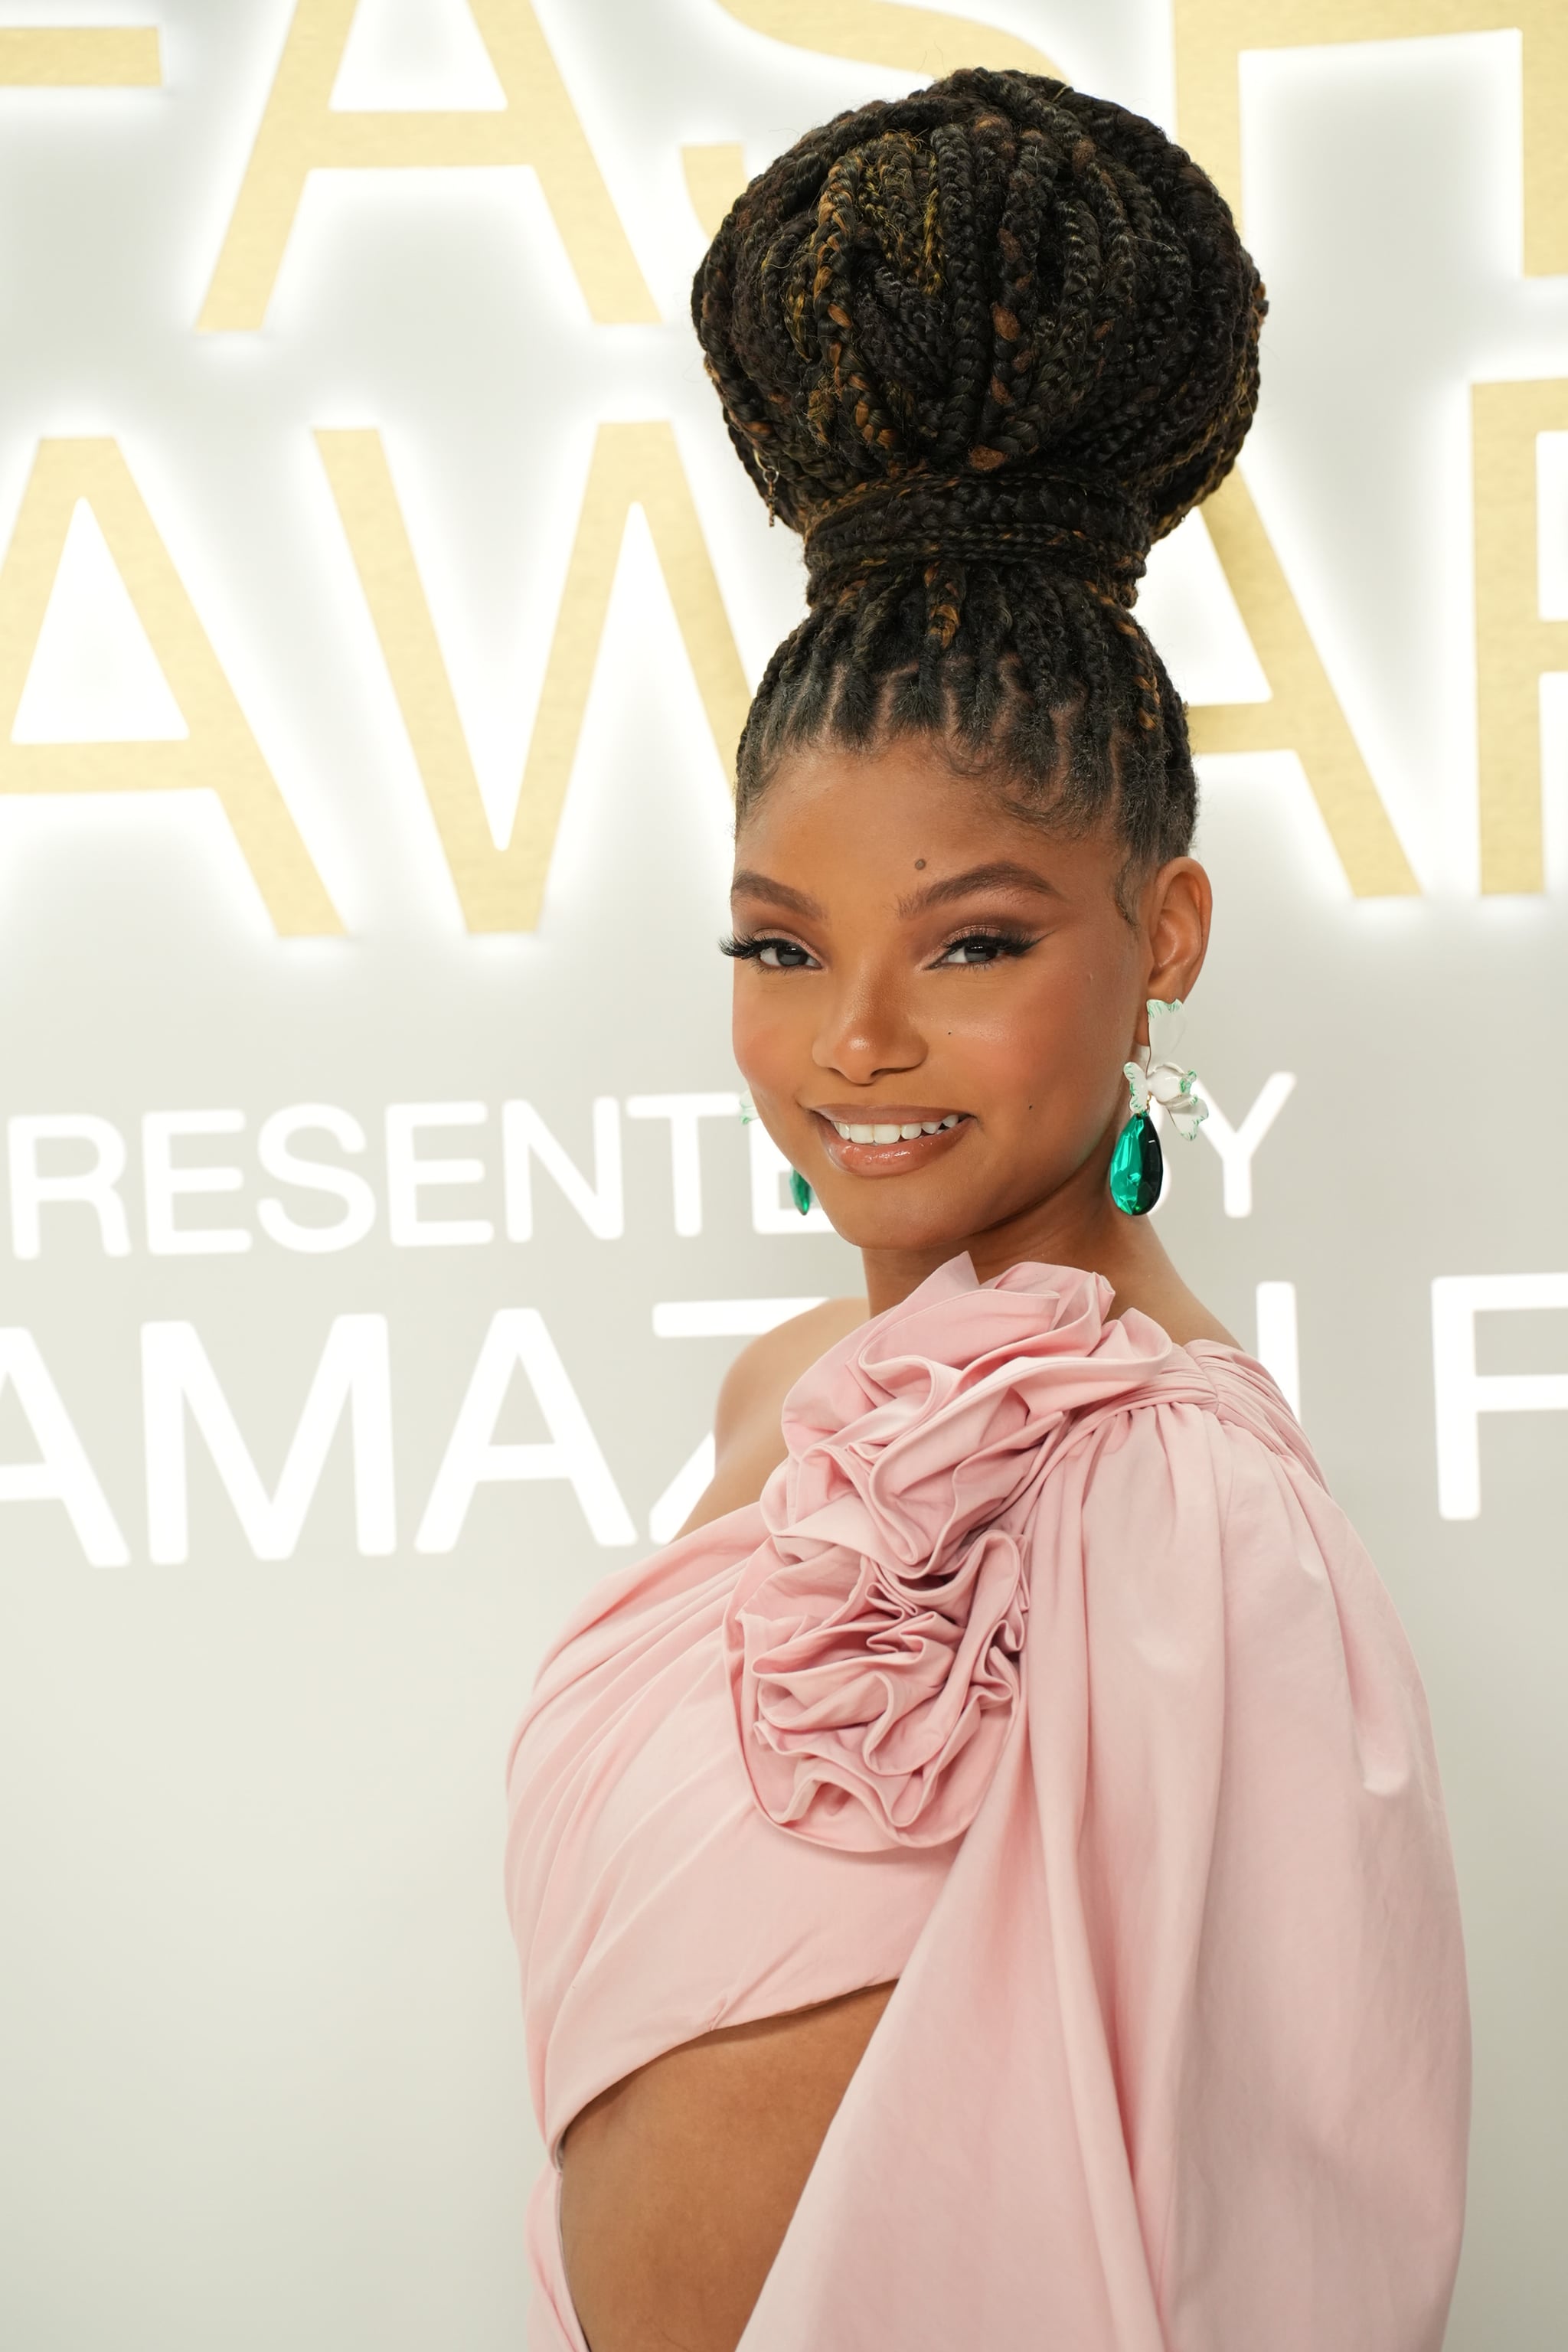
left=722, top=1256, right=1179, bottom=1850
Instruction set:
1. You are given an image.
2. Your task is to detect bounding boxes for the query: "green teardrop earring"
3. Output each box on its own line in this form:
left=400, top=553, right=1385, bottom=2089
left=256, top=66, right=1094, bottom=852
left=1109, top=1104, right=1163, bottom=1216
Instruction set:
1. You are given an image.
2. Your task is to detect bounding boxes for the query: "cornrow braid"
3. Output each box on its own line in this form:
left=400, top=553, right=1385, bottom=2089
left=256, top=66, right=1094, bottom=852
left=691, top=67, right=1265, bottom=894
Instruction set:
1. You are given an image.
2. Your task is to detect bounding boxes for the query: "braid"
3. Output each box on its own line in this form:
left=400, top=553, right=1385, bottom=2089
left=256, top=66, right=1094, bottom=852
left=692, top=67, right=1264, bottom=893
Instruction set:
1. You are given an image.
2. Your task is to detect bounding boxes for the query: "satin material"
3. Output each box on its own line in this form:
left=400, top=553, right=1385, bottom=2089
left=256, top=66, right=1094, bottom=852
left=505, top=1258, right=1469, bottom=2350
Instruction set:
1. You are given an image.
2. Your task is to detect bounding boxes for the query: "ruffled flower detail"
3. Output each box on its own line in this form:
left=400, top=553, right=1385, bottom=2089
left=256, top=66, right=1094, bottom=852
left=722, top=1256, right=1176, bottom=1851
left=1123, top=996, right=1207, bottom=1140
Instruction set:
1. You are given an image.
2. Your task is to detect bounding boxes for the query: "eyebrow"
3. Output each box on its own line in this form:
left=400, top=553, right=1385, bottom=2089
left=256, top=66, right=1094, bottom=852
left=730, top=870, right=825, bottom=918
left=895, top=860, right=1065, bottom=916
left=729, top=858, right=1064, bottom=923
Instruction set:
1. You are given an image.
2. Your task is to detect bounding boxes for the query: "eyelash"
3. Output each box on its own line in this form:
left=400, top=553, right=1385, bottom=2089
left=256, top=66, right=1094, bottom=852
left=720, top=932, right=802, bottom=964
left=933, top=927, right=1038, bottom=968
left=720, top=927, right=1039, bottom=971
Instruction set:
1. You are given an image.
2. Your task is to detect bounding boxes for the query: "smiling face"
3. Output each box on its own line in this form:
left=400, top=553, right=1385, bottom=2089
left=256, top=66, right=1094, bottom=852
left=728, top=737, right=1212, bottom=1303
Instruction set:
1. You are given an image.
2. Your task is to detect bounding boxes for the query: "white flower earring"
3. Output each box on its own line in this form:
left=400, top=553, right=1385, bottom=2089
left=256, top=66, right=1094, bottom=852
left=1109, top=998, right=1208, bottom=1216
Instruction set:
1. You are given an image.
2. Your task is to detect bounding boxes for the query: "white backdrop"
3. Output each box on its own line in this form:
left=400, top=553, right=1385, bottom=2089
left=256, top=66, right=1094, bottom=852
left=0, top=4, right=1563, bottom=2346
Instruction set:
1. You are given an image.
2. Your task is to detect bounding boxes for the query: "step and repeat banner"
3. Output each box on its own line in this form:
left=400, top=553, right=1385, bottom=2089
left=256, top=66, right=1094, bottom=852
left=0, top=4, right=1564, bottom=2346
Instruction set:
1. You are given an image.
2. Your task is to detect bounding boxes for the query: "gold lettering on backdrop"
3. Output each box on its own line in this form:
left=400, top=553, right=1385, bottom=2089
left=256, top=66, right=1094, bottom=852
left=1471, top=380, right=1568, bottom=895
left=0, top=29, right=160, bottom=83
left=681, top=144, right=747, bottom=240
left=1173, top=3, right=1568, bottom=277
left=317, top=423, right=750, bottom=932
left=0, top=440, right=340, bottom=935
left=200, top=0, right=656, bottom=332
left=713, top=0, right=1057, bottom=76
left=1186, top=470, right=1419, bottom=896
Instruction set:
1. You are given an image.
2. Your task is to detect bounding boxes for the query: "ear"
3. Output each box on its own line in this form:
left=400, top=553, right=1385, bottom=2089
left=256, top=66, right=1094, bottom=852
left=1142, top=858, right=1211, bottom=1008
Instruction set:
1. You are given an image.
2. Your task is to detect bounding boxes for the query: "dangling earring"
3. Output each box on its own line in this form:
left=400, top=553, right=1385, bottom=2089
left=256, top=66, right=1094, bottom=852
left=1109, top=998, right=1208, bottom=1217
left=740, top=1091, right=813, bottom=1215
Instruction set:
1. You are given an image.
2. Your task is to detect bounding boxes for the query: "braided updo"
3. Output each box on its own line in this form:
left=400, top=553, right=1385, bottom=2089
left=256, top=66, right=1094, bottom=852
left=691, top=67, right=1265, bottom=893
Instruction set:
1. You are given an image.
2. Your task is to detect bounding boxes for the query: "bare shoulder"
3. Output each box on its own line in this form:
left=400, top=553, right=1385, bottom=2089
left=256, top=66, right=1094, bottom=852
left=1111, top=1265, right=1239, bottom=1349
left=713, top=1296, right=869, bottom=1448
left=677, top=1296, right=868, bottom=1539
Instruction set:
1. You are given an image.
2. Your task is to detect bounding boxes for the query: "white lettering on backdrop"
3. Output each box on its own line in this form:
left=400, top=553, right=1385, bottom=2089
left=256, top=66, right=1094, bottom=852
left=142, top=1315, right=397, bottom=1563
left=1431, top=1274, right=1568, bottom=1520
left=0, top=1327, right=129, bottom=1566
left=22, top=1079, right=1557, bottom=1557
left=8, top=1113, right=132, bottom=1258
left=1, top=1082, right=1296, bottom=1249
left=0, top=1086, right=1297, bottom=1260
left=3, top=1261, right=1564, bottom=1560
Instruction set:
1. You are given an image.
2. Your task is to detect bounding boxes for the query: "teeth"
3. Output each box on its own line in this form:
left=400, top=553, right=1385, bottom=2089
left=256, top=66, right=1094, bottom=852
left=831, top=1114, right=964, bottom=1142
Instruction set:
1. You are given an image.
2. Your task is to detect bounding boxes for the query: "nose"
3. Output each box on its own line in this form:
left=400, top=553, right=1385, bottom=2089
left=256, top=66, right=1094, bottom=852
left=812, top=967, right=926, bottom=1087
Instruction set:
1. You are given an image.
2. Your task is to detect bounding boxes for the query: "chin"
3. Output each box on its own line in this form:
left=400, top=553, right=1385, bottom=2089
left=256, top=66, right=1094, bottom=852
left=814, top=1192, right=986, bottom=1257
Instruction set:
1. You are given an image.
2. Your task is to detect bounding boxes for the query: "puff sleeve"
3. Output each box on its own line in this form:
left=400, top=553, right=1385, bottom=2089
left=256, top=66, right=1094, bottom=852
left=741, top=1380, right=1469, bottom=2352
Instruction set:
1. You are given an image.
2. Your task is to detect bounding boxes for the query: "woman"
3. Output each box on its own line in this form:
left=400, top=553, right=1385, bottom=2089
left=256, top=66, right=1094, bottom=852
left=506, top=67, right=1469, bottom=2352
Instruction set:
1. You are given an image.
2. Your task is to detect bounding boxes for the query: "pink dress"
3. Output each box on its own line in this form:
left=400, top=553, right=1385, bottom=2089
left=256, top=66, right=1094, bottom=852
left=505, top=1257, right=1469, bottom=2350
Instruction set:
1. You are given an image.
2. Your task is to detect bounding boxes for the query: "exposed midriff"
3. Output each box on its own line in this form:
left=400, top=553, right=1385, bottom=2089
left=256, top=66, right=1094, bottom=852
left=558, top=1981, right=897, bottom=2352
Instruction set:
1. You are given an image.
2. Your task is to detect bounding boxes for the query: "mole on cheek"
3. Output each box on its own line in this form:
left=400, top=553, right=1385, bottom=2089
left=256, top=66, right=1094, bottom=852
left=913, top=858, right=926, bottom=870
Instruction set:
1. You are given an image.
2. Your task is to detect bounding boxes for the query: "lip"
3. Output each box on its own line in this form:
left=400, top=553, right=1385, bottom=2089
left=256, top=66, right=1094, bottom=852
left=809, top=1107, right=972, bottom=1180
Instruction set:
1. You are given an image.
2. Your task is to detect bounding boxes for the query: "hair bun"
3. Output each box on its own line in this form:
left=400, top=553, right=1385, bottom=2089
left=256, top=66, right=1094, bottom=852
left=693, top=67, right=1264, bottom=606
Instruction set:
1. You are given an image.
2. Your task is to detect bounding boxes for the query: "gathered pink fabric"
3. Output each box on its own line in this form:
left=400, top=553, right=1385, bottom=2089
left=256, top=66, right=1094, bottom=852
left=505, top=1257, right=1469, bottom=2351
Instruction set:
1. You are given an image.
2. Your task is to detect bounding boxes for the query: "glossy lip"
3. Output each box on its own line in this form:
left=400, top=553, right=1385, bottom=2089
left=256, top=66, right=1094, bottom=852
left=809, top=1107, right=973, bottom=1180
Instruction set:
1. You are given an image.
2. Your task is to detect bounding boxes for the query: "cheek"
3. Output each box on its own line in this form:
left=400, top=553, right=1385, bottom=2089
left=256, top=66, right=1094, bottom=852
left=953, top=960, right=1128, bottom=1123
left=731, top=977, right=805, bottom=1088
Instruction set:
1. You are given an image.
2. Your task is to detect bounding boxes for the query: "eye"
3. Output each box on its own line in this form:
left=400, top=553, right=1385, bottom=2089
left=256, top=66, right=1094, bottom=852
left=720, top=932, right=819, bottom=970
left=933, top=929, right=1037, bottom=968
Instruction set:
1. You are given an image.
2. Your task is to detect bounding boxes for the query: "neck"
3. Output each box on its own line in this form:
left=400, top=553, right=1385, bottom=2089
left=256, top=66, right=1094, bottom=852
left=857, top=1153, right=1180, bottom=1322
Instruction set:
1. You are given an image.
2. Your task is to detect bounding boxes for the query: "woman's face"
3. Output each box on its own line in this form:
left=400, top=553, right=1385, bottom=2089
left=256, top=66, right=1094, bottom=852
left=729, top=737, right=1210, bottom=1270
